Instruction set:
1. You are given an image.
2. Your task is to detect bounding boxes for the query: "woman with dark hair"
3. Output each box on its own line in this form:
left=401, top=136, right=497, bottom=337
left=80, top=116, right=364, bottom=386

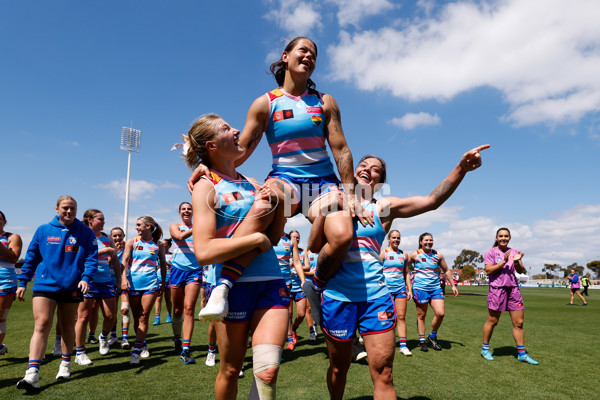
left=111, top=227, right=131, bottom=348
left=407, top=233, right=457, bottom=353
left=187, top=113, right=288, bottom=399
left=567, top=268, right=588, bottom=306
left=0, top=211, right=23, bottom=356
left=16, top=195, right=98, bottom=391
left=121, top=216, right=166, bottom=364
left=73, top=209, right=120, bottom=365
left=481, top=227, right=539, bottom=364
left=314, top=145, right=488, bottom=399
left=169, top=201, right=204, bottom=364
left=153, top=237, right=173, bottom=326
left=191, top=37, right=372, bottom=324
left=379, top=229, right=412, bottom=356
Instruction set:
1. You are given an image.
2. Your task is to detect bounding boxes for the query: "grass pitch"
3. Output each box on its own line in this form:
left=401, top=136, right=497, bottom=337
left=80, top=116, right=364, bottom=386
left=0, top=286, right=597, bottom=399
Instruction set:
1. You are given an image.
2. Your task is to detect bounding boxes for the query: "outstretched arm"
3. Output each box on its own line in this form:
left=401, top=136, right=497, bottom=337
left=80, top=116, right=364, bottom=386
left=379, top=144, right=490, bottom=224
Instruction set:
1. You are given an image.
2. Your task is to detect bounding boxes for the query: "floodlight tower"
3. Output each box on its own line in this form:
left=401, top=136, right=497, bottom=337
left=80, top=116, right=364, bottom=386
left=120, top=127, right=141, bottom=238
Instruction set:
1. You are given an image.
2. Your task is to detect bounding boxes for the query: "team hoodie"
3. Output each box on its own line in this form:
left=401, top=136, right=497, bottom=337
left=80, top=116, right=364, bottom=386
left=18, top=216, right=98, bottom=292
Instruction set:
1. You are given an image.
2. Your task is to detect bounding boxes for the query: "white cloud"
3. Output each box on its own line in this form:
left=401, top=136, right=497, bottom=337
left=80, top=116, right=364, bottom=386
left=95, top=179, right=181, bottom=201
left=326, top=0, right=395, bottom=28
left=390, top=112, right=441, bottom=130
left=327, top=0, right=600, bottom=126
left=264, top=0, right=322, bottom=36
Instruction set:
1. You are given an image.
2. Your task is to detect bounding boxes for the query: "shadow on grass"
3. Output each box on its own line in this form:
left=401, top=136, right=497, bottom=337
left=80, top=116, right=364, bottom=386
left=349, top=396, right=432, bottom=400
left=492, top=346, right=517, bottom=359
left=405, top=339, right=464, bottom=351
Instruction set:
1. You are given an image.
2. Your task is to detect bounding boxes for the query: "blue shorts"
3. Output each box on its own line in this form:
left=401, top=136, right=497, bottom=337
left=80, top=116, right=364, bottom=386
left=84, top=281, right=117, bottom=299
left=390, top=288, right=407, bottom=300
left=224, top=279, right=290, bottom=322
left=0, top=287, right=17, bottom=296
left=413, top=287, right=444, bottom=304
left=266, top=172, right=341, bottom=216
left=322, top=294, right=396, bottom=341
left=169, top=267, right=203, bottom=289
left=129, top=287, right=159, bottom=297
left=290, top=290, right=306, bottom=302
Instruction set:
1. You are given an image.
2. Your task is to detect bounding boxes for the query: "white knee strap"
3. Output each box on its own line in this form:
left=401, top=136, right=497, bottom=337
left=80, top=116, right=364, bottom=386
left=122, top=314, right=130, bottom=324
left=253, top=344, right=282, bottom=400
left=121, top=301, right=129, bottom=312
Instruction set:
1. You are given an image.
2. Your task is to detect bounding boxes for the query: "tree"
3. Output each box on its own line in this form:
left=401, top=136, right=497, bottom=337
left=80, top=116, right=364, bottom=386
left=562, top=263, right=584, bottom=278
left=453, top=250, right=483, bottom=270
left=543, top=263, right=561, bottom=279
left=461, top=265, right=476, bottom=281
left=586, top=260, right=600, bottom=279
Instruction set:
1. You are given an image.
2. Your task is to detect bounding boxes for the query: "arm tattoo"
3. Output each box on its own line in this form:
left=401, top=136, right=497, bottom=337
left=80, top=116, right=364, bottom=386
left=246, top=131, right=262, bottom=152
left=431, top=179, right=457, bottom=204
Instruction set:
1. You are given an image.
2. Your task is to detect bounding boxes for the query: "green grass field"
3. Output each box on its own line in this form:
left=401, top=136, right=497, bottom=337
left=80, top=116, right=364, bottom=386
left=0, top=286, right=597, bottom=399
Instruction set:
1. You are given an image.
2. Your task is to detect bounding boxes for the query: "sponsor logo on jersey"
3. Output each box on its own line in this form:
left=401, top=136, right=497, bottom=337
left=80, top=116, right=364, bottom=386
left=306, top=106, right=323, bottom=113
left=221, top=192, right=243, bottom=203
left=47, top=236, right=61, bottom=244
left=273, top=109, right=294, bottom=122
left=65, top=245, right=79, bottom=252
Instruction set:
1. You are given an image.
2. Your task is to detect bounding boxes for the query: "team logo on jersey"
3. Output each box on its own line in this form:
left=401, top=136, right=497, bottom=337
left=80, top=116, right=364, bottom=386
left=306, top=106, right=323, bottom=114
left=68, top=237, right=77, bottom=245
left=273, top=109, right=294, bottom=122
left=311, top=115, right=322, bottom=126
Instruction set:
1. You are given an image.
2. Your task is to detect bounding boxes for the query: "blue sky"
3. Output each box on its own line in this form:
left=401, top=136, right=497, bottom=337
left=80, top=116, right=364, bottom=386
left=2, top=0, right=599, bottom=276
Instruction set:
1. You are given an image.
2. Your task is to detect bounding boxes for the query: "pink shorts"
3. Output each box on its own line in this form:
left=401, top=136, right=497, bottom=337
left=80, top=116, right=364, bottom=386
left=488, top=286, right=524, bottom=311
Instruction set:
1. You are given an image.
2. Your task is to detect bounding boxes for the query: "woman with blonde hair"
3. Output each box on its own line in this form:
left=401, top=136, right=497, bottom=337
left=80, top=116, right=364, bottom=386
left=16, top=195, right=98, bottom=391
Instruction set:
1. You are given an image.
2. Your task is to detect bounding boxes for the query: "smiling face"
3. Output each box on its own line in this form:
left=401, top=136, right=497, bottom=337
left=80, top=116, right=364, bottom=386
left=419, top=234, right=434, bottom=251
left=355, top=157, right=385, bottom=194
left=179, top=202, right=193, bottom=223
left=282, top=38, right=317, bottom=81
left=136, top=219, right=152, bottom=239
left=388, top=231, right=401, bottom=250
left=56, top=199, right=77, bottom=226
left=111, top=228, right=125, bottom=248
left=496, top=229, right=511, bottom=249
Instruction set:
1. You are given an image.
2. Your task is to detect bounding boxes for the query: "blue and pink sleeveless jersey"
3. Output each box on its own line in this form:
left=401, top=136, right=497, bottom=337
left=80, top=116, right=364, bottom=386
left=171, top=223, right=200, bottom=271
left=382, top=248, right=406, bottom=293
left=306, top=250, right=318, bottom=273
left=265, top=87, right=336, bottom=178
left=274, top=235, right=292, bottom=284
left=413, top=249, right=441, bottom=291
left=484, top=247, right=519, bottom=287
left=0, top=232, right=17, bottom=289
left=325, top=201, right=389, bottom=302
left=203, top=171, right=280, bottom=282
left=128, top=237, right=159, bottom=290
left=94, top=234, right=115, bottom=284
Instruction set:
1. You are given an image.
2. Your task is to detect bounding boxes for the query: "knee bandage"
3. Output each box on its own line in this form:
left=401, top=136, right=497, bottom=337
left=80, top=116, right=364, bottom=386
left=121, top=301, right=129, bottom=312
left=0, top=309, right=9, bottom=335
left=253, top=344, right=282, bottom=400
left=122, top=314, right=130, bottom=324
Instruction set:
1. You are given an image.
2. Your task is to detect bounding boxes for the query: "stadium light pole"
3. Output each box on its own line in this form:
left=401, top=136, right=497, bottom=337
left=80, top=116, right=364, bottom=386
left=120, top=127, right=141, bottom=238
